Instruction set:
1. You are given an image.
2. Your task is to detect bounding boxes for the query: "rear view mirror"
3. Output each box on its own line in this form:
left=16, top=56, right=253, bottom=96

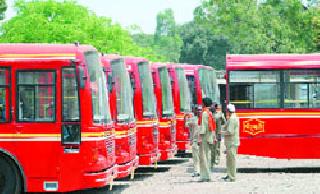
left=78, top=66, right=86, bottom=89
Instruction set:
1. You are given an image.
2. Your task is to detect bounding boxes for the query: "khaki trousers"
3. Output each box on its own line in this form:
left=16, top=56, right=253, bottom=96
left=226, top=145, right=238, bottom=181
left=199, top=140, right=211, bottom=180
left=192, top=142, right=200, bottom=173
left=211, top=141, right=221, bottom=166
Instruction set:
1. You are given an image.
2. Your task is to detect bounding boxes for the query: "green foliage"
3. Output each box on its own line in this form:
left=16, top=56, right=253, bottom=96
left=0, top=0, right=163, bottom=61
left=155, top=8, right=176, bottom=39
left=179, top=22, right=229, bottom=70
left=153, top=8, right=182, bottom=62
left=194, top=0, right=317, bottom=54
left=312, top=8, right=320, bottom=51
left=0, top=0, right=6, bottom=20
left=132, top=8, right=182, bottom=62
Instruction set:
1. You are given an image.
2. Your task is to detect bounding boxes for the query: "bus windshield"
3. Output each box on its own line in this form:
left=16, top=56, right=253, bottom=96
left=208, top=70, right=217, bottom=102
left=138, top=62, right=157, bottom=118
left=176, top=68, right=191, bottom=113
left=85, top=52, right=111, bottom=123
left=159, top=67, right=174, bottom=117
left=111, top=59, right=134, bottom=122
left=199, top=68, right=211, bottom=99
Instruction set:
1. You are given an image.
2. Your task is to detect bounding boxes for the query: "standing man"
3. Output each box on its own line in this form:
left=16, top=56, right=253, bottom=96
left=198, top=97, right=214, bottom=182
left=185, top=112, right=200, bottom=177
left=221, top=104, right=239, bottom=182
left=211, top=103, right=226, bottom=167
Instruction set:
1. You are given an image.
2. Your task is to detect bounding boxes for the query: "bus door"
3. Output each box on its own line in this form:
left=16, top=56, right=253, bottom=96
left=13, top=63, right=60, bottom=178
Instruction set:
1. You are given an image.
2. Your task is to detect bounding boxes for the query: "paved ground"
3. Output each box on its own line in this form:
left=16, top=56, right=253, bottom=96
left=69, top=151, right=320, bottom=194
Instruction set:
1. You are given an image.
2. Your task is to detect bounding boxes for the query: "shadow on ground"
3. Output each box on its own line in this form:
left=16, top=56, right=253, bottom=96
left=158, top=158, right=189, bottom=165
left=238, top=167, right=320, bottom=173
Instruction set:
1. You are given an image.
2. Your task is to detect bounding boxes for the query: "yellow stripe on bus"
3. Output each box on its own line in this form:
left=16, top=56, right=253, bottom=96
left=159, top=121, right=171, bottom=127
left=136, top=120, right=158, bottom=124
left=0, top=131, right=112, bottom=138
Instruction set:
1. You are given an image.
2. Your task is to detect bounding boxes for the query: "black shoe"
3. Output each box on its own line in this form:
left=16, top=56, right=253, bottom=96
left=221, top=176, right=229, bottom=180
left=192, top=173, right=200, bottom=177
left=224, top=178, right=235, bottom=182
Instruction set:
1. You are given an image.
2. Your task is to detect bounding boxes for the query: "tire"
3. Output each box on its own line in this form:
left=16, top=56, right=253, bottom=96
left=0, top=157, right=22, bottom=194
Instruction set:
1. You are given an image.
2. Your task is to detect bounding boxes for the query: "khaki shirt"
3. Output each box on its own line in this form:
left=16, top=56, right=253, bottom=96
left=224, top=113, right=240, bottom=147
left=215, top=111, right=226, bottom=133
left=185, top=116, right=199, bottom=143
left=199, top=110, right=215, bottom=144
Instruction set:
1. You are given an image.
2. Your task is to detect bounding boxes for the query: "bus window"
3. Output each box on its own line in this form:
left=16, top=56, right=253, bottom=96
left=62, top=68, right=80, bottom=121
left=229, top=71, right=281, bottom=108
left=17, top=71, right=56, bottom=122
left=85, top=52, right=111, bottom=123
left=176, top=68, right=191, bottom=113
left=284, top=70, right=320, bottom=108
left=138, top=62, right=156, bottom=118
left=0, top=68, right=9, bottom=122
left=186, top=75, right=197, bottom=107
left=159, top=67, right=174, bottom=117
left=111, top=60, right=134, bottom=122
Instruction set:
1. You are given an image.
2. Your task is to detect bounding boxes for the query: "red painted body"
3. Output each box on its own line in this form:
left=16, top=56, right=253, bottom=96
left=125, top=57, right=159, bottom=165
left=152, top=63, right=177, bottom=161
left=101, top=56, right=138, bottom=179
left=226, top=54, right=320, bottom=159
left=0, top=44, right=115, bottom=192
left=167, top=64, right=192, bottom=151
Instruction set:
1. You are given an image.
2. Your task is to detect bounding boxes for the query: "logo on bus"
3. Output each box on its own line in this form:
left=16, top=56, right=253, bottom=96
left=243, top=118, right=265, bottom=136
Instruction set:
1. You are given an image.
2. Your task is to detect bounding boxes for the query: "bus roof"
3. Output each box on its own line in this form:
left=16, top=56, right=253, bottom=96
left=178, top=64, right=214, bottom=75
left=0, top=43, right=97, bottom=60
left=227, top=54, right=320, bottom=70
left=124, top=56, right=148, bottom=64
left=151, top=62, right=168, bottom=69
left=100, top=55, right=121, bottom=65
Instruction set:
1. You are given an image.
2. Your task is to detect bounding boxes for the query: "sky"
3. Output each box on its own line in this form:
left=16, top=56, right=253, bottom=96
left=5, top=0, right=201, bottom=34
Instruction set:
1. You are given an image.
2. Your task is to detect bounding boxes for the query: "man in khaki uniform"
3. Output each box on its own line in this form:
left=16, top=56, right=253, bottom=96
left=211, top=103, right=226, bottom=167
left=221, top=104, right=239, bottom=182
left=185, top=113, right=200, bottom=177
left=198, top=97, right=214, bottom=182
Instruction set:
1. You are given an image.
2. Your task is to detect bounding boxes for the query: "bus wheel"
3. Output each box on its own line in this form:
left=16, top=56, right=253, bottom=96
left=0, top=157, right=22, bottom=194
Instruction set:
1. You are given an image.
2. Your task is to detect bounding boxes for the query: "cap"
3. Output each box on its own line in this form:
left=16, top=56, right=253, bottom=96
left=227, top=104, right=236, bottom=112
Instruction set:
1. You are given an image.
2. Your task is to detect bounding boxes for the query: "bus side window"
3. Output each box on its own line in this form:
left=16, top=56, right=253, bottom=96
left=0, top=88, right=6, bottom=121
left=17, top=71, right=56, bottom=122
left=62, top=67, right=80, bottom=122
left=0, top=68, right=9, bottom=122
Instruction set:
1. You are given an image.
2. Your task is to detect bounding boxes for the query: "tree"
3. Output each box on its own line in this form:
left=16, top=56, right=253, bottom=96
left=0, top=0, right=7, bottom=20
left=155, top=8, right=176, bottom=39
left=179, top=22, right=229, bottom=70
left=0, top=0, right=163, bottom=61
left=194, top=0, right=316, bottom=54
left=153, top=8, right=182, bottom=62
left=312, top=8, right=320, bottom=51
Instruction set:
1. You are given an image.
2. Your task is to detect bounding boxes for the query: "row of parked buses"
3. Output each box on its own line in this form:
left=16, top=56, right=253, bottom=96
left=0, top=43, right=217, bottom=193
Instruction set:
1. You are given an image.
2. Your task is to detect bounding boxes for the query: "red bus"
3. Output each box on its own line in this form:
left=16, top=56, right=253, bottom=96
left=0, top=44, right=115, bottom=193
left=125, top=57, right=159, bottom=165
left=226, top=54, right=320, bottom=159
left=152, top=63, right=177, bottom=161
left=101, top=56, right=138, bottom=179
left=167, top=64, right=192, bottom=151
left=182, top=64, right=217, bottom=114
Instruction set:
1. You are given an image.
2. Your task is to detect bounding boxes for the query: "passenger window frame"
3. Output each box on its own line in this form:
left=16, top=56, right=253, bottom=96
left=16, top=70, right=57, bottom=122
